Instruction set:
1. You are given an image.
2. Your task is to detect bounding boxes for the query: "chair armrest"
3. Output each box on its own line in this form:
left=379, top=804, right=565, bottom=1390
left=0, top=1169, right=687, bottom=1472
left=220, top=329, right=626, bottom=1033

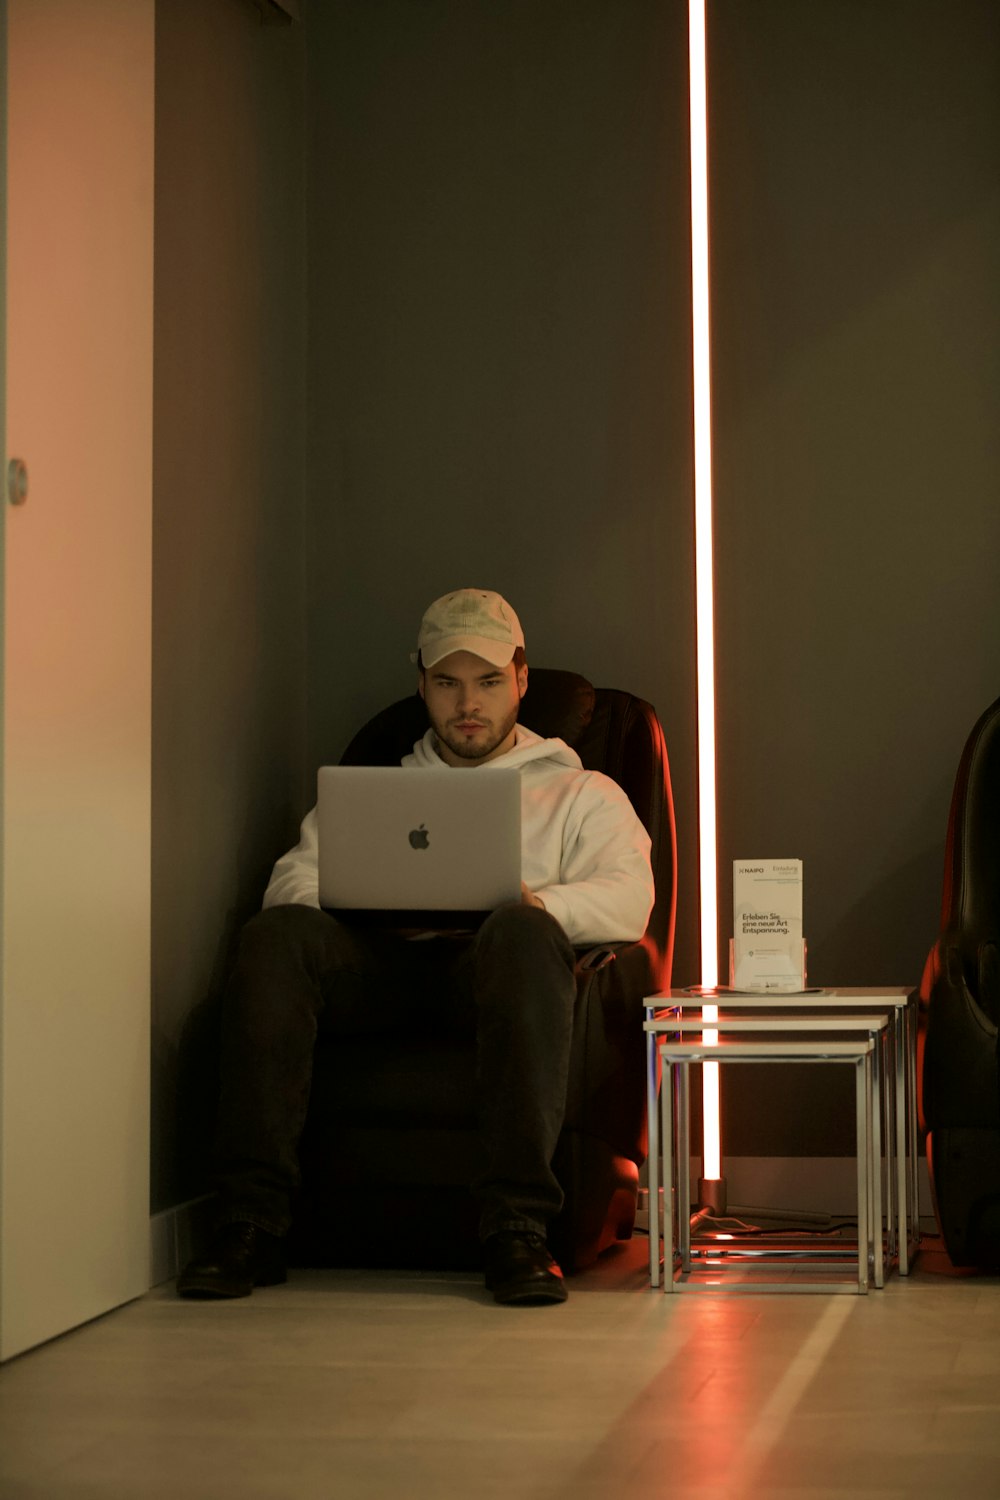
left=564, top=939, right=656, bottom=1160
left=575, top=944, right=620, bottom=973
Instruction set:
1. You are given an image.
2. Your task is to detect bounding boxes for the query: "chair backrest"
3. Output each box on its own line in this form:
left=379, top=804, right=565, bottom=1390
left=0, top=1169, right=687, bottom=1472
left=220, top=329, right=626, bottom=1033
left=932, top=693, right=1000, bottom=1022
left=340, top=666, right=676, bottom=986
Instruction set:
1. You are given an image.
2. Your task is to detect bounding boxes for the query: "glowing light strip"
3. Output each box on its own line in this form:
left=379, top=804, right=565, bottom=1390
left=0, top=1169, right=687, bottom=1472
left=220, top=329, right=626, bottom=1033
left=689, top=0, right=721, bottom=1180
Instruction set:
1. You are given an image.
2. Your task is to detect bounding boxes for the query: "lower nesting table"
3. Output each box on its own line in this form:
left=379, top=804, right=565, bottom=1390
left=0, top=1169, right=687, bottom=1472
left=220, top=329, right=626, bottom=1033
left=643, top=987, right=918, bottom=1290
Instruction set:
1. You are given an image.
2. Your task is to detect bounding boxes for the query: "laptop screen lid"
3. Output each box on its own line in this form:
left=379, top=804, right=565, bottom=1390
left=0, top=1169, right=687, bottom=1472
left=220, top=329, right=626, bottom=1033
left=317, top=766, right=521, bottom=926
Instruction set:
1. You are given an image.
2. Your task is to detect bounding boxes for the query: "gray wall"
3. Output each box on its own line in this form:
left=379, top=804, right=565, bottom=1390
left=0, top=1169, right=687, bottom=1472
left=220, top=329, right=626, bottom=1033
left=151, top=0, right=308, bottom=1211
left=304, top=0, right=1000, bottom=1159
left=709, top=0, right=1000, bottom=1152
left=304, top=0, right=700, bottom=981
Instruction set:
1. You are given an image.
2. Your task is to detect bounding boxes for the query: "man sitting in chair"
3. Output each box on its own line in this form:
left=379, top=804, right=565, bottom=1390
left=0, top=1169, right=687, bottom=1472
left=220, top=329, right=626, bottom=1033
left=178, top=589, right=654, bottom=1306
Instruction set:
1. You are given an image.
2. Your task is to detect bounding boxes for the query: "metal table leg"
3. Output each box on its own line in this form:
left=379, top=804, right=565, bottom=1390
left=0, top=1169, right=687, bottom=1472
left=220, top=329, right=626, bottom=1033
left=660, top=1046, right=675, bottom=1292
left=869, top=1047, right=883, bottom=1288
left=894, top=1009, right=910, bottom=1274
left=883, top=1023, right=898, bottom=1265
left=677, top=1060, right=692, bottom=1273
left=646, top=1023, right=660, bottom=1288
left=855, top=1054, right=870, bottom=1294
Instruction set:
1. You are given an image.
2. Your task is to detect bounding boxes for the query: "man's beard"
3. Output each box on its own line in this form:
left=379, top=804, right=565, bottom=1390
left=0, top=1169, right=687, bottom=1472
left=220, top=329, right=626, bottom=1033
left=433, top=703, right=520, bottom=762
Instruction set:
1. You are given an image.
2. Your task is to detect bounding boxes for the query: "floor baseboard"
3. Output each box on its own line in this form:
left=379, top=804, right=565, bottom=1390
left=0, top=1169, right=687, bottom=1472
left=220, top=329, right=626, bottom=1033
left=149, top=1195, right=217, bottom=1287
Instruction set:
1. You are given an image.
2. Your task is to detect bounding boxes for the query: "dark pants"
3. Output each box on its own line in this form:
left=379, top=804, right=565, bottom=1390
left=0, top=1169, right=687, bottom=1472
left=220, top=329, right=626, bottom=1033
left=213, top=901, right=578, bottom=1242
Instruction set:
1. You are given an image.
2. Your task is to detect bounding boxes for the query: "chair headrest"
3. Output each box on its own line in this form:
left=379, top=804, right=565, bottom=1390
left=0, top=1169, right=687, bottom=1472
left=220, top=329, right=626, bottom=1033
left=942, top=692, right=1000, bottom=942
left=518, top=668, right=595, bottom=747
left=339, top=667, right=595, bottom=766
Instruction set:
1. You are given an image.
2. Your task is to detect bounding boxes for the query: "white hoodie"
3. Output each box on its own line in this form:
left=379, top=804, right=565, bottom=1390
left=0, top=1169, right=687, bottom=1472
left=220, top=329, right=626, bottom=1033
left=263, top=725, right=655, bottom=947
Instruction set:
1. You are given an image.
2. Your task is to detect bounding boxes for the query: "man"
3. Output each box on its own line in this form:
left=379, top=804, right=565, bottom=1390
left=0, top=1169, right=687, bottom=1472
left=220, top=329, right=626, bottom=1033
left=178, top=589, right=654, bottom=1305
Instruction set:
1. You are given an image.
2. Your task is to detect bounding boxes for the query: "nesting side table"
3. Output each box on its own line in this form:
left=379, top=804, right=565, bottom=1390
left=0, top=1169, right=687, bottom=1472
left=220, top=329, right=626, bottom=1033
left=643, top=987, right=918, bottom=1290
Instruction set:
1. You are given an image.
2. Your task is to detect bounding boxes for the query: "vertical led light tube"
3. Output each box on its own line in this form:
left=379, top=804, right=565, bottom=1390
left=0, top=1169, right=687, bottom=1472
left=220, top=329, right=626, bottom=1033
left=688, top=0, right=721, bottom=1181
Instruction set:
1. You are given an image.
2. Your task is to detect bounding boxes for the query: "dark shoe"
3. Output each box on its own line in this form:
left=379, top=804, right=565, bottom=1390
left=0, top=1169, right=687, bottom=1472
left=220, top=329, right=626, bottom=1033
left=176, top=1222, right=287, bottom=1299
left=483, top=1231, right=568, bottom=1305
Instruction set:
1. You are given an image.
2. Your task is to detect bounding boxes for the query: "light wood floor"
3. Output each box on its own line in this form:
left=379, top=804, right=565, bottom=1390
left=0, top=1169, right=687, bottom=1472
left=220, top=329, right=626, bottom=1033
left=2, top=1232, right=999, bottom=1499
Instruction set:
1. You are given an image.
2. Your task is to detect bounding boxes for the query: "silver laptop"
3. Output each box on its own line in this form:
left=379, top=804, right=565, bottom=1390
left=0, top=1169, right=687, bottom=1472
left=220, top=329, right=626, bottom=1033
left=317, top=766, right=522, bottom=925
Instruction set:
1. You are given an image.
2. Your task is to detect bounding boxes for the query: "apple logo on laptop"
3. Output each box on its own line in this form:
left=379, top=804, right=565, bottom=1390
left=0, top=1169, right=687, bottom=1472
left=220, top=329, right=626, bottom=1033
left=408, top=824, right=430, bottom=850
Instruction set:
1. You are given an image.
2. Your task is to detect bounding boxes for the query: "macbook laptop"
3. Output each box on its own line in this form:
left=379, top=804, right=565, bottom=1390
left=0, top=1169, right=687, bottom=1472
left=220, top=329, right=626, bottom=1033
left=317, top=766, right=522, bottom=927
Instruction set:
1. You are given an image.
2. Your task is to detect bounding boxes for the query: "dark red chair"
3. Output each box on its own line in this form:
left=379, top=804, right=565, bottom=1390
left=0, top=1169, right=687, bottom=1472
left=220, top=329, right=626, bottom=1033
left=289, top=667, right=676, bottom=1270
left=920, top=693, right=1000, bottom=1267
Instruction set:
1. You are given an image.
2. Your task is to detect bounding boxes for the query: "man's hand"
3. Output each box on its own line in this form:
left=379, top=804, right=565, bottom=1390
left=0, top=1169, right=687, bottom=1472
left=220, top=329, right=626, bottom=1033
left=520, top=882, right=545, bottom=911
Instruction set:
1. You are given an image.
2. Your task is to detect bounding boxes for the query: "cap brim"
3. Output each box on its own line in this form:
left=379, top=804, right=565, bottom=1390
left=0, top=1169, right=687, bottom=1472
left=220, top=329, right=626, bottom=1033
left=413, top=634, right=517, bottom=670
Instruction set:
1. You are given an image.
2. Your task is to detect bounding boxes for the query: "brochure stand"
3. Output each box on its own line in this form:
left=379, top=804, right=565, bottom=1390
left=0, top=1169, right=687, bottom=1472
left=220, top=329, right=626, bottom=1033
left=729, top=937, right=808, bottom=992
left=731, top=859, right=806, bottom=992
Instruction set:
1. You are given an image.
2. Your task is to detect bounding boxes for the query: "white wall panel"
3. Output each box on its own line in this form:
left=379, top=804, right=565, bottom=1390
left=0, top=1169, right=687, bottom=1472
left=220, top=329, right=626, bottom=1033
left=1, top=0, right=154, bottom=1360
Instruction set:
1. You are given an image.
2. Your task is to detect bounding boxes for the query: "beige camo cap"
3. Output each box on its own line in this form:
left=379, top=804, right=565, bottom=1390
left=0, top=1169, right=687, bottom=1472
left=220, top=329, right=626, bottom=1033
left=412, top=589, right=525, bottom=670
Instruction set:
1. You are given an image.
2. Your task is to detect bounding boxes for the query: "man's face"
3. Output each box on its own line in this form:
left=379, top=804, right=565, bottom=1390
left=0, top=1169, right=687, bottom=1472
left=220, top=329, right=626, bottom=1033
left=418, top=649, right=528, bottom=767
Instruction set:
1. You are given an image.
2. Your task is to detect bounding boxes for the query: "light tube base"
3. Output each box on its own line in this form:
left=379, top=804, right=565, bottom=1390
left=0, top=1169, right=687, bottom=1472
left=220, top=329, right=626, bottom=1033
left=697, top=1176, right=728, bottom=1216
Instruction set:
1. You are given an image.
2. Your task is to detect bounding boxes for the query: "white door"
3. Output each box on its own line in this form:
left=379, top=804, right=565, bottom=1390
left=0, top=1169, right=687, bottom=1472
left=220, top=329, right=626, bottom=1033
left=1, top=0, right=154, bottom=1361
